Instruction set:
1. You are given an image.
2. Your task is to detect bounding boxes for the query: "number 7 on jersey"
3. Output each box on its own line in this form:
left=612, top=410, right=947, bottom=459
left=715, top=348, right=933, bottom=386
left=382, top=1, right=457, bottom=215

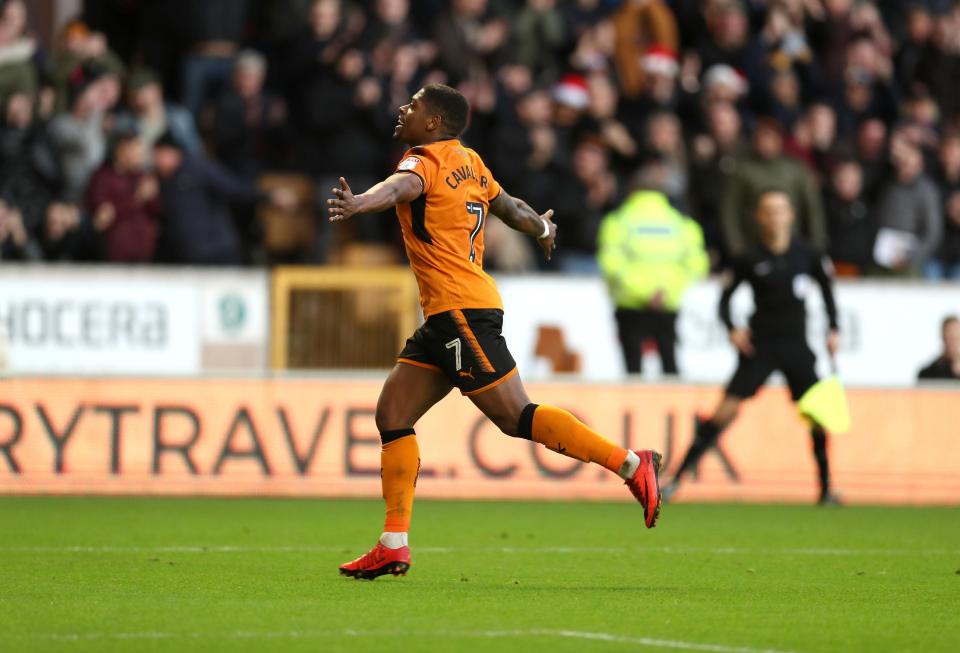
left=466, top=202, right=485, bottom=262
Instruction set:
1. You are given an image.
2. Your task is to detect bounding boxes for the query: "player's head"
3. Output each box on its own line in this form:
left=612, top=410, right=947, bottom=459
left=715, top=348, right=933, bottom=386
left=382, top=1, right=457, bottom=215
left=943, top=315, right=960, bottom=358
left=394, top=84, right=469, bottom=145
left=754, top=189, right=794, bottom=241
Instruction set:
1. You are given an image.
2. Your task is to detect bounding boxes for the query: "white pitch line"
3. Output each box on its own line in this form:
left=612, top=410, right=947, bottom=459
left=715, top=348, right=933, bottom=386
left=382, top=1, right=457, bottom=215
left=1, top=545, right=957, bottom=556
left=13, top=628, right=801, bottom=653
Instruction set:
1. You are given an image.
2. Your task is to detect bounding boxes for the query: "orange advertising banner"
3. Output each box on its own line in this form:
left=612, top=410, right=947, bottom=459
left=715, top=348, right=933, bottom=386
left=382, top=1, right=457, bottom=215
left=0, top=378, right=957, bottom=504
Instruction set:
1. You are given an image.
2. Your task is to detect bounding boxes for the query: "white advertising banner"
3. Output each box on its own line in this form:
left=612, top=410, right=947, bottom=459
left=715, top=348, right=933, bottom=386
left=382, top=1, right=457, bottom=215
left=497, top=276, right=960, bottom=388
left=0, top=266, right=267, bottom=375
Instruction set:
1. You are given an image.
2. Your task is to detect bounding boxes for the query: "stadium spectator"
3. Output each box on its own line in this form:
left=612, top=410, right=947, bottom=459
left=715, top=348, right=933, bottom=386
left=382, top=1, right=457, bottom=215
left=824, top=157, right=874, bottom=277
left=0, top=0, right=36, bottom=107
left=699, top=63, right=750, bottom=127
left=764, top=68, right=803, bottom=131
left=917, top=315, right=960, bottom=381
left=832, top=36, right=898, bottom=138
left=298, top=47, right=395, bottom=258
left=619, top=45, right=680, bottom=141
left=689, top=100, right=743, bottom=267
left=40, top=200, right=96, bottom=261
left=551, top=136, right=618, bottom=272
left=114, top=68, right=201, bottom=158
left=491, top=87, right=551, bottom=194
left=359, top=0, right=422, bottom=52
left=0, top=198, right=35, bottom=260
left=49, top=18, right=125, bottom=113
left=210, top=50, right=287, bottom=179
left=0, top=90, right=32, bottom=160
left=180, top=0, right=252, bottom=119
left=802, top=101, right=839, bottom=180
left=598, top=162, right=708, bottom=375
left=587, top=71, right=638, bottom=166
left=872, top=141, right=942, bottom=276
left=46, top=62, right=115, bottom=202
left=695, top=0, right=755, bottom=85
left=85, top=129, right=160, bottom=263
left=643, top=111, right=687, bottom=209
left=915, top=5, right=960, bottom=125
left=509, top=0, right=566, bottom=83
left=152, top=133, right=294, bottom=265
left=896, top=3, right=936, bottom=87
left=612, top=0, right=678, bottom=100
left=752, top=2, right=820, bottom=107
left=721, top=116, right=826, bottom=256
left=0, top=92, right=62, bottom=247
left=432, top=0, right=508, bottom=85
left=925, top=132, right=960, bottom=280
left=853, top=117, right=888, bottom=200
left=550, top=72, right=590, bottom=168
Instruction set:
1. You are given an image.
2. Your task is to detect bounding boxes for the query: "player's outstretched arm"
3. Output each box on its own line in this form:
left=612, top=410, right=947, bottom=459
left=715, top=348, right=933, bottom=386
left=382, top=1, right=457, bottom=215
left=327, top=174, right=423, bottom=222
left=489, top=190, right=556, bottom=260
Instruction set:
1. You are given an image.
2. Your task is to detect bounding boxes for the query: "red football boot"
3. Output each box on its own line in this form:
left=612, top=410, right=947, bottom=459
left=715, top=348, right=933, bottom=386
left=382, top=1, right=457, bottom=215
left=339, top=542, right=411, bottom=580
left=625, top=450, right=663, bottom=528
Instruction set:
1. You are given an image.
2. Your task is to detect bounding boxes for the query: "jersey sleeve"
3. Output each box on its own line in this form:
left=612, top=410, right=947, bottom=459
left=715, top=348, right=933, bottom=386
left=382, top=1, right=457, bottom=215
left=395, top=148, right=439, bottom=194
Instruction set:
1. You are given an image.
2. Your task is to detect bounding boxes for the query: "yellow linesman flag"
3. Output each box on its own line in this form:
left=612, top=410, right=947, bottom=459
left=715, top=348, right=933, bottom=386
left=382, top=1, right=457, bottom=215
left=798, top=376, right=851, bottom=434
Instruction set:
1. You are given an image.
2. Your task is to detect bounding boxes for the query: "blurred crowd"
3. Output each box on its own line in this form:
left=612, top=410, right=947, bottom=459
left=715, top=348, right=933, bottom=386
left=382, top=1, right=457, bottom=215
left=1, top=0, right=960, bottom=278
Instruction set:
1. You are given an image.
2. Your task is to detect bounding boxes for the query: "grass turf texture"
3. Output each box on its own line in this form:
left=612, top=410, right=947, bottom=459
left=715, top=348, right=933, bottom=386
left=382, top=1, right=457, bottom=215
left=1, top=498, right=958, bottom=653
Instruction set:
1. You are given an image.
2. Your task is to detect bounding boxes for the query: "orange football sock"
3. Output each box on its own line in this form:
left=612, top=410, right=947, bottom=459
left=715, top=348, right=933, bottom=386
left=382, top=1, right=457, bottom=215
left=530, top=405, right=629, bottom=473
left=381, top=431, right=420, bottom=533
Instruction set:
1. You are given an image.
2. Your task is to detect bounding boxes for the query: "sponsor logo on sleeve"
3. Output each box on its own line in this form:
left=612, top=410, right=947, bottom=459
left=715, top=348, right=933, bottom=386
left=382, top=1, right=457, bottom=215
left=398, top=157, right=421, bottom=171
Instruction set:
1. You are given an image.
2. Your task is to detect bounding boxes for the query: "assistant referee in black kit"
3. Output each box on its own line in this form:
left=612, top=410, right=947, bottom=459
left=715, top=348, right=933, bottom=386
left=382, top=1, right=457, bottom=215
left=663, top=189, right=841, bottom=505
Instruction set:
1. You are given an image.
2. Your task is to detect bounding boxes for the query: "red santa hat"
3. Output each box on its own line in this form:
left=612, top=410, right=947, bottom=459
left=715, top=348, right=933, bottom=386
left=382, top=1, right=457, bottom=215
left=553, top=73, right=590, bottom=110
left=704, top=64, right=749, bottom=95
left=641, top=45, right=679, bottom=77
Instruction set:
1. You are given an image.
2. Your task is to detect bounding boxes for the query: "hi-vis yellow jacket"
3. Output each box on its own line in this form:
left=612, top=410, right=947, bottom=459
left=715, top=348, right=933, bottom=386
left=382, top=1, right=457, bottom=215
left=597, top=191, right=709, bottom=312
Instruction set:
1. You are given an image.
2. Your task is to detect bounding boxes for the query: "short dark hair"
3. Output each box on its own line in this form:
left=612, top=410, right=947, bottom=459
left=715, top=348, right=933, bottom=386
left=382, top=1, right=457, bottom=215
left=421, top=84, right=469, bottom=137
left=756, top=187, right=791, bottom=206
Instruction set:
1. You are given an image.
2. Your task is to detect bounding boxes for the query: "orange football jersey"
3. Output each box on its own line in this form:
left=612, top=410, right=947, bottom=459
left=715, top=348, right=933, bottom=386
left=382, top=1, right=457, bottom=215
left=394, top=139, right=503, bottom=317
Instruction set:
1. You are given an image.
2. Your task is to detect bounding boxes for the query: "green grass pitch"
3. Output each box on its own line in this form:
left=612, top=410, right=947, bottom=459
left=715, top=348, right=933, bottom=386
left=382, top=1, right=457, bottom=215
left=1, top=497, right=958, bottom=652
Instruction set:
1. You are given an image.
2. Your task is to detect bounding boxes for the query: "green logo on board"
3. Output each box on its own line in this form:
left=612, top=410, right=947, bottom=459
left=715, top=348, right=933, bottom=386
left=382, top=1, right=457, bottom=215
left=218, top=293, right=246, bottom=334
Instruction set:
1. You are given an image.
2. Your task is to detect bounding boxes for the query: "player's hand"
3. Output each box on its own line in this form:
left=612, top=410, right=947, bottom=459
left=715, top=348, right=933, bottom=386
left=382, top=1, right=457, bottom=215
left=826, top=328, right=840, bottom=357
left=537, top=208, right=556, bottom=261
left=328, top=177, right=359, bottom=222
left=730, top=328, right=755, bottom=357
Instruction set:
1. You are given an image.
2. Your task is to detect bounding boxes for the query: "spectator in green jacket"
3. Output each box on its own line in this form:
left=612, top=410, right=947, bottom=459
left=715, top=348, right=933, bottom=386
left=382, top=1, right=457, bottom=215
left=598, top=161, right=709, bottom=377
left=721, top=116, right=826, bottom=256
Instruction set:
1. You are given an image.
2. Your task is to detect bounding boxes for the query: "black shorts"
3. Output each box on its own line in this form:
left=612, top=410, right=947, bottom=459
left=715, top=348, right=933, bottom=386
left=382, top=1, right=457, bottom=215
left=398, top=308, right=517, bottom=395
left=725, top=339, right=819, bottom=401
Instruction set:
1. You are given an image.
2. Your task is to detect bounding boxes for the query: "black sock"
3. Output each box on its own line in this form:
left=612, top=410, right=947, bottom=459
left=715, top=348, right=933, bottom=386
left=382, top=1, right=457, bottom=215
left=811, top=426, right=830, bottom=499
left=674, top=418, right=722, bottom=480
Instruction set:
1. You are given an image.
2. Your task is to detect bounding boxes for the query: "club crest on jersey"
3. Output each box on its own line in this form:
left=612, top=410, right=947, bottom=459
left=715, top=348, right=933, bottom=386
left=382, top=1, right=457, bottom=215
left=398, top=156, right=420, bottom=171
left=445, top=165, right=477, bottom=190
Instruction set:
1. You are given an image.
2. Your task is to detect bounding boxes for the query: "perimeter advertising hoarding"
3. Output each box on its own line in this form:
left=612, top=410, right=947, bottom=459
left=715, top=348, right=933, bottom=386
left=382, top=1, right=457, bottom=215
left=1, top=378, right=957, bottom=504
left=496, top=276, right=960, bottom=387
left=0, top=266, right=267, bottom=374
